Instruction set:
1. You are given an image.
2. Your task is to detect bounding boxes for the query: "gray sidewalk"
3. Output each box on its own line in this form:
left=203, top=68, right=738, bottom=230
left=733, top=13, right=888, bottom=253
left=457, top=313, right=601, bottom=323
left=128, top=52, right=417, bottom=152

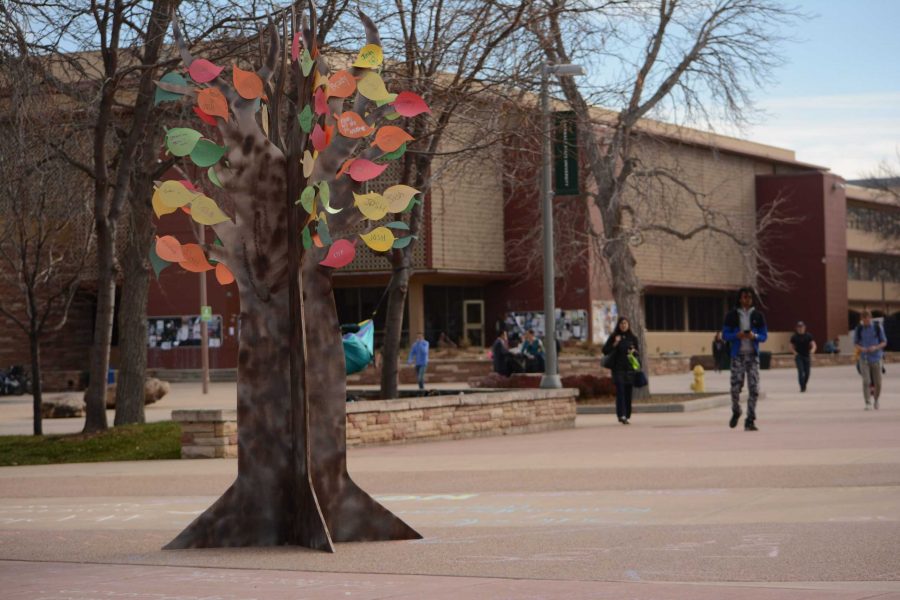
left=1, top=363, right=899, bottom=598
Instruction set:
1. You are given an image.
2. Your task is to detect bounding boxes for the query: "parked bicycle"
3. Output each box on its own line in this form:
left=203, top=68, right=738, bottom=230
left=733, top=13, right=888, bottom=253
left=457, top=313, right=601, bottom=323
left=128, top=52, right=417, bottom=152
left=0, top=366, right=31, bottom=396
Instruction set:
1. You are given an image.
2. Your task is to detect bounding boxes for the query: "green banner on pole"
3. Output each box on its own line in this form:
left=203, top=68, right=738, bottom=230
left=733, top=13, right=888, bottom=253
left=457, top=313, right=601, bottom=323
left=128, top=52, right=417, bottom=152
left=200, top=305, right=212, bottom=322
left=553, top=111, right=579, bottom=196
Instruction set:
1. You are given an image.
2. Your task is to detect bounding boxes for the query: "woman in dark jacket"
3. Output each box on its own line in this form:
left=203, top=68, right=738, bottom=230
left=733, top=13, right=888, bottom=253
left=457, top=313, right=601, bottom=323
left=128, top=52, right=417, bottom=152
left=602, top=316, right=640, bottom=424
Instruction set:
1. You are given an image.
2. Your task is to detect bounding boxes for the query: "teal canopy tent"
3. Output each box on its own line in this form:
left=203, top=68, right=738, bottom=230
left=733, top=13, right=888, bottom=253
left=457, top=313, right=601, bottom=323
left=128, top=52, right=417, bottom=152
left=342, top=319, right=374, bottom=375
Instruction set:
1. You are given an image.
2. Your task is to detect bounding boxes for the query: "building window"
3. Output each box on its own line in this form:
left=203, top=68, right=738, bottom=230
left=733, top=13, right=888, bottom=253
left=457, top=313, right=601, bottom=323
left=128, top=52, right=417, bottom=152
left=688, top=296, right=726, bottom=331
left=847, top=205, right=899, bottom=236
left=644, top=295, right=684, bottom=331
left=848, top=254, right=900, bottom=282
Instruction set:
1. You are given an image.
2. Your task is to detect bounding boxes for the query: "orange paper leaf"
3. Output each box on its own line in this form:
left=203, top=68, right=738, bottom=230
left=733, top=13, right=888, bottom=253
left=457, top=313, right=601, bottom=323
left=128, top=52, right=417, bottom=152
left=372, top=125, right=414, bottom=152
left=197, top=87, right=229, bottom=121
left=179, top=243, right=214, bottom=272
left=327, top=70, right=356, bottom=98
left=155, top=236, right=185, bottom=262
left=336, top=111, right=374, bottom=139
left=215, top=262, right=235, bottom=285
left=232, top=64, right=263, bottom=100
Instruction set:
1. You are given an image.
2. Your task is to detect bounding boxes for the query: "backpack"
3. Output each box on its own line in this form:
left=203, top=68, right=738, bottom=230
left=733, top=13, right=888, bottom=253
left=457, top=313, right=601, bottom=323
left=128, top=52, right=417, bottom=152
left=855, top=323, right=887, bottom=375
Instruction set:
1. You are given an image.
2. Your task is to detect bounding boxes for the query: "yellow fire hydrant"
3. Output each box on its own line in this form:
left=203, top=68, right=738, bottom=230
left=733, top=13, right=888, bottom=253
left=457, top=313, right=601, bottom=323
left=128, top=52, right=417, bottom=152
left=690, top=364, right=705, bottom=393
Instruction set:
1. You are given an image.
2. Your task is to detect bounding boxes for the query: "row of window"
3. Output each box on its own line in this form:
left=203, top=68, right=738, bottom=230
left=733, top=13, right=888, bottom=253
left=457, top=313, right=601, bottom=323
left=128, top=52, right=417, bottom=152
left=847, top=205, right=900, bottom=236
left=848, top=255, right=900, bottom=283
left=644, top=294, right=727, bottom=332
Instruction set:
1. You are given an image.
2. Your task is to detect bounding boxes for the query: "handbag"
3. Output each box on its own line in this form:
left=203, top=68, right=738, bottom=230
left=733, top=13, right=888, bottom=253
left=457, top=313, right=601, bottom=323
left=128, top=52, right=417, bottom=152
left=601, top=352, right=614, bottom=369
left=634, top=370, right=648, bottom=388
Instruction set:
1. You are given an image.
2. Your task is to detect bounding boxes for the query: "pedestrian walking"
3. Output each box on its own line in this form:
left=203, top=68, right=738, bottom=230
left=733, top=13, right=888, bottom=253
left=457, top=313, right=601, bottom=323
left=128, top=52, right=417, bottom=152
left=853, top=310, right=887, bottom=410
left=712, top=331, right=729, bottom=372
left=790, top=321, right=817, bottom=392
left=407, top=332, right=430, bottom=391
left=722, top=287, right=768, bottom=431
left=602, top=316, right=640, bottom=425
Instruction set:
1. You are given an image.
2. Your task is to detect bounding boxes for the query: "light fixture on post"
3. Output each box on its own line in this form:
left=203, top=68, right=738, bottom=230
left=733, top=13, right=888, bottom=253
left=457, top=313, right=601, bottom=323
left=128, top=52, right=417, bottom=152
left=540, top=61, right=584, bottom=389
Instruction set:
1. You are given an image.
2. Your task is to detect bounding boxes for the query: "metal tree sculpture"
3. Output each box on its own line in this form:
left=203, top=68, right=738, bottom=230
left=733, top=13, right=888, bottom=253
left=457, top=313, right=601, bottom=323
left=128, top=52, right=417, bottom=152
left=151, top=5, right=429, bottom=551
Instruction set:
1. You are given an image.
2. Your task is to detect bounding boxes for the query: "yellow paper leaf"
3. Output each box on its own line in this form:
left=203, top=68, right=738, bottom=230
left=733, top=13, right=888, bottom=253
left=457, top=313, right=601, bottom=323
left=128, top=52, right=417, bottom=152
left=354, top=191, right=389, bottom=220
left=190, top=195, right=231, bottom=225
left=156, top=180, right=198, bottom=208
left=357, top=71, right=391, bottom=101
left=352, top=44, right=383, bottom=68
left=313, top=70, right=327, bottom=90
left=302, top=150, right=316, bottom=178
left=152, top=188, right=178, bottom=217
left=383, top=184, right=420, bottom=213
left=359, top=226, right=395, bottom=252
left=261, top=103, right=270, bottom=137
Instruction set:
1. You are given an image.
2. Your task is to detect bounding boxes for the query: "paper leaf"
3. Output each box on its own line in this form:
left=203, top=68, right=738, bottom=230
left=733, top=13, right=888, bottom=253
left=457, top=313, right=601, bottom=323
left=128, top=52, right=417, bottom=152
left=233, top=64, right=263, bottom=99
left=357, top=71, right=391, bottom=101
left=156, top=235, right=185, bottom=262
left=372, top=125, right=413, bottom=152
left=317, top=214, right=333, bottom=245
left=189, top=139, right=226, bottom=167
left=311, top=123, right=329, bottom=151
left=354, top=191, right=389, bottom=220
left=197, top=87, right=229, bottom=121
left=352, top=44, right=383, bottom=68
left=207, top=167, right=223, bottom=188
left=302, top=226, right=312, bottom=249
left=313, top=88, right=328, bottom=115
left=377, top=143, right=407, bottom=163
left=392, top=235, right=417, bottom=249
left=192, top=106, right=218, bottom=126
left=312, top=232, right=324, bottom=248
left=155, top=72, right=188, bottom=105
left=335, top=111, right=374, bottom=139
left=215, top=262, right=235, bottom=285
left=152, top=191, right=178, bottom=217
left=384, top=184, right=421, bottom=213
left=327, top=70, right=356, bottom=98
left=165, top=128, right=202, bottom=157
left=386, top=221, right=410, bottom=230
left=375, top=93, right=399, bottom=107
left=261, top=103, right=269, bottom=137
left=301, top=49, right=315, bottom=77
left=359, top=226, right=396, bottom=252
left=346, top=159, right=388, bottom=182
left=298, top=105, right=314, bottom=133
left=190, top=195, right=231, bottom=225
left=179, top=243, right=215, bottom=272
left=155, top=180, right=197, bottom=207
left=319, top=181, right=341, bottom=214
left=149, top=244, right=171, bottom=278
left=404, top=197, right=422, bottom=213
left=319, top=238, right=356, bottom=268
left=384, top=111, right=402, bottom=121
left=391, top=91, right=431, bottom=117
left=302, top=150, right=316, bottom=178
left=188, top=59, right=224, bottom=83
left=291, top=33, right=301, bottom=62
left=337, top=158, right=355, bottom=179
left=313, top=70, right=328, bottom=91
left=298, top=185, right=316, bottom=213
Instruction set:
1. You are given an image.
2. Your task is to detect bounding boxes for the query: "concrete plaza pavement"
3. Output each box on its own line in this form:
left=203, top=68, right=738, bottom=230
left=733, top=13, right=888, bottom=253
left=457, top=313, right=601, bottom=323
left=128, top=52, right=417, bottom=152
left=1, top=364, right=899, bottom=598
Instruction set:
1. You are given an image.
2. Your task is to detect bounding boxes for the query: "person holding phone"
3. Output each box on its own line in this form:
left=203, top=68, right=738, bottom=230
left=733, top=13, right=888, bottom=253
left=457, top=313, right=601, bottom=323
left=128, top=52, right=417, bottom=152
left=722, top=287, right=768, bottom=431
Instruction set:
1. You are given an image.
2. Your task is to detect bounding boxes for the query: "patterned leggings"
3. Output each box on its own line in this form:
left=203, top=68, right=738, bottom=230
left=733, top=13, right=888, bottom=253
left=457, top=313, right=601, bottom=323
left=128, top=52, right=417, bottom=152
left=730, top=353, right=760, bottom=421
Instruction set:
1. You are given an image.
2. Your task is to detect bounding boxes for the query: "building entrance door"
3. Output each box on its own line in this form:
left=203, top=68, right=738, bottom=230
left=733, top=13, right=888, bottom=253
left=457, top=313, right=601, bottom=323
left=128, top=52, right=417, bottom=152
left=463, top=300, right=485, bottom=347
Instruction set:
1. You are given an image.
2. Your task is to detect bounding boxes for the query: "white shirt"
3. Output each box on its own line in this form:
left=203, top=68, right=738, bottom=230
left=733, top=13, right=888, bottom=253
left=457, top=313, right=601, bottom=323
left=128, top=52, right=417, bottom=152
left=738, top=307, right=755, bottom=354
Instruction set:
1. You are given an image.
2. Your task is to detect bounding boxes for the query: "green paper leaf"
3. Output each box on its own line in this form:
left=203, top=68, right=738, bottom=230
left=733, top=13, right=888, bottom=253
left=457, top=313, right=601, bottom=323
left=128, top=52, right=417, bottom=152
left=302, top=226, right=312, bottom=249
left=298, top=105, right=314, bottom=133
left=301, top=49, right=314, bottom=77
left=155, top=72, right=188, bottom=105
left=384, top=111, right=401, bottom=121
left=376, top=142, right=407, bottom=163
left=318, top=180, right=330, bottom=206
left=207, top=166, right=223, bottom=188
left=375, top=93, right=398, bottom=107
left=297, top=185, right=316, bottom=212
left=318, top=216, right=332, bottom=245
left=190, top=139, right=226, bottom=167
left=165, top=128, right=202, bottom=157
left=149, top=244, right=171, bottom=278
left=385, top=221, right=410, bottom=230
left=402, top=197, right=421, bottom=213
left=392, top=235, right=417, bottom=249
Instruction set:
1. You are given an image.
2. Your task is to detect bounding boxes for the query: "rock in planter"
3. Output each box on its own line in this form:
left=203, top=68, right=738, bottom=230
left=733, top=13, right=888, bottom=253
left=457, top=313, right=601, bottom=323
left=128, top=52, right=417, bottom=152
left=41, top=394, right=85, bottom=419
left=100, top=378, right=170, bottom=409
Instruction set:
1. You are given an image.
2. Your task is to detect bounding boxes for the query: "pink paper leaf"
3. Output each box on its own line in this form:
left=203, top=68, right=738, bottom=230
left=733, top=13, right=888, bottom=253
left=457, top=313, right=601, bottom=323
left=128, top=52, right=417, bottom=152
left=319, top=238, right=357, bottom=269
left=188, top=59, right=224, bottom=84
left=346, top=159, right=388, bottom=182
left=391, top=91, right=431, bottom=117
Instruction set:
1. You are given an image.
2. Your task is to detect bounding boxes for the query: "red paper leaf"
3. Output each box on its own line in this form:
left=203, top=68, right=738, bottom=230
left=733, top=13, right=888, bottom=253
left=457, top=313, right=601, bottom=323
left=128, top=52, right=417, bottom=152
left=346, top=158, right=388, bottom=182
left=188, top=59, right=223, bottom=84
left=391, top=91, right=431, bottom=117
left=291, top=33, right=301, bottom=62
left=314, top=88, right=328, bottom=115
left=319, top=238, right=356, bottom=268
left=192, top=106, right=218, bottom=126
left=311, top=123, right=328, bottom=151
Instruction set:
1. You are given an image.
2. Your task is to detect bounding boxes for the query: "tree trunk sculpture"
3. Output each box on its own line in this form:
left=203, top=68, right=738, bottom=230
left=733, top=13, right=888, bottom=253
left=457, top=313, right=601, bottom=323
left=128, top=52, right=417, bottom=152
left=155, top=4, right=426, bottom=551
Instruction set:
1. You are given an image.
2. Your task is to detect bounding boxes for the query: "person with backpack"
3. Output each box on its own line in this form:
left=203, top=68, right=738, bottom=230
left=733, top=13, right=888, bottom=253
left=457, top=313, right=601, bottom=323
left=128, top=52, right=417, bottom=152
left=722, top=287, right=768, bottom=431
left=854, top=310, right=887, bottom=410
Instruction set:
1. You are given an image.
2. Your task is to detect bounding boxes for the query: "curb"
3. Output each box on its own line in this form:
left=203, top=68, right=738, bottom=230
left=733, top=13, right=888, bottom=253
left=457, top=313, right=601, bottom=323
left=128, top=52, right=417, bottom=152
left=577, top=394, right=732, bottom=414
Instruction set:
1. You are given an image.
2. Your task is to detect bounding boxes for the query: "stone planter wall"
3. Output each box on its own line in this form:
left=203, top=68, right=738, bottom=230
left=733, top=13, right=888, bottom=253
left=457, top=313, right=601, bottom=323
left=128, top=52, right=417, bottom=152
left=171, top=389, right=577, bottom=458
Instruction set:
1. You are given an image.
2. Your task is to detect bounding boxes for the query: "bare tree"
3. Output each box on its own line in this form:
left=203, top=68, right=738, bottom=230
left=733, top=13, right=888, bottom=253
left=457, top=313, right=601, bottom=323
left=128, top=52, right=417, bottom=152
left=528, top=0, right=801, bottom=380
left=0, top=23, right=94, bottom=435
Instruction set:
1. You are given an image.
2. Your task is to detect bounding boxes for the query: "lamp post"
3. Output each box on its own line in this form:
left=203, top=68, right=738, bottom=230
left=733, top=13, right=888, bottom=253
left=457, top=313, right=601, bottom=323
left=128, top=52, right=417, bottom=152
left=540, top=62, right=584, bottom=389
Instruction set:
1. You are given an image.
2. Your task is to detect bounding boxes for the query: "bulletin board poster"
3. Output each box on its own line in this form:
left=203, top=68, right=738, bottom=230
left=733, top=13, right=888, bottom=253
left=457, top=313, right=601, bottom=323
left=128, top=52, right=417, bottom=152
left=147, top=315, right=223, bottom=349
left=504, top=309, right=589, bottom=346
left=591, top=300, right=618, bottom=345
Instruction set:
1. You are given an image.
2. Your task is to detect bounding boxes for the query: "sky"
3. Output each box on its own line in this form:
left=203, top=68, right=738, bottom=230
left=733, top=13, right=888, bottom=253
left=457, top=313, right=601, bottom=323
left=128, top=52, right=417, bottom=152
left=742, top=0, right=900, bottom=179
